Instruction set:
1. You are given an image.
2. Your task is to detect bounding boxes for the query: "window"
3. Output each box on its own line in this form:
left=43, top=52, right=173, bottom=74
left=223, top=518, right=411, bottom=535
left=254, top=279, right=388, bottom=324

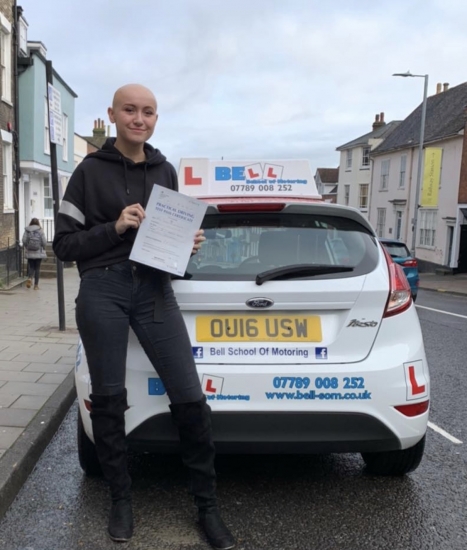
left=359, top=184, right=368, bottom=210
left=0, top=13, right=12, bottom=103
left=185, top=214, right=379, bottom=281
left=43, top=176, right=53, bottom=218
left=2, top=132, right=13, bottom=212
left=376, top=208, right=386, bottom=238
left=344, top=185, right=350, bottom=206
left=346, top=150, right=352, bottom=170
left=62, top=114, right=68, bottom=161
left=362, top=146, right=370, bottom=168
left=399, top=155, right=407, bottom=189
left=382, top=241, right=410, bottom=258
left=380, top=160, right=390, bottom=190
left=44, top=98, right=50, bottom=154
left=395, top=211, right=403, bottom=240
left=419, top=209, right=437, bottom=247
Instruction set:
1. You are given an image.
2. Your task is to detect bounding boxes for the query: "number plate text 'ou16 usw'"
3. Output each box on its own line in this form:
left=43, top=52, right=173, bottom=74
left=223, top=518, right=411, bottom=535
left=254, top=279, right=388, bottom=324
left=196, top=315, right=322, bottom=342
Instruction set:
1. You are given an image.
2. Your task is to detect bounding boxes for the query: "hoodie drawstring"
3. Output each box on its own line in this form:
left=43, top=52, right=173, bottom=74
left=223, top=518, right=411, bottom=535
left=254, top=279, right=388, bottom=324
left=121, top=158, right=130, bottom=196
left=121, top=157, right=149, bottom=206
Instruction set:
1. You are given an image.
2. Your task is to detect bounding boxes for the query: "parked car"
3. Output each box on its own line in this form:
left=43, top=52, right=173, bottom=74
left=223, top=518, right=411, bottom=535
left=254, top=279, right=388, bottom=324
left=379, top=239, right=419, bottom=301
left=76, top=195, right=429, bottom=478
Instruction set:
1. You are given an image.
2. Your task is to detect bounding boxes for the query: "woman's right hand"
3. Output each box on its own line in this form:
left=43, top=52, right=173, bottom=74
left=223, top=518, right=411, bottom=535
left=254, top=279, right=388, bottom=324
left=115, top=204, right=146, bottom=235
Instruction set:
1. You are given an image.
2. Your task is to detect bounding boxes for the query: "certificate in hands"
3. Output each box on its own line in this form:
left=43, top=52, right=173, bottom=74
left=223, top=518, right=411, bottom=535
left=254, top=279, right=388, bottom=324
left=129, top=184, right=208, bottom=276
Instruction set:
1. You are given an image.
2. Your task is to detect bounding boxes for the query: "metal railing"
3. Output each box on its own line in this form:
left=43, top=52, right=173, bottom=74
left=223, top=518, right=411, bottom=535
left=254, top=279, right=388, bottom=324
left=0, top=239, right=24, bottom=288
left=39, top=218, right=55, bottom=242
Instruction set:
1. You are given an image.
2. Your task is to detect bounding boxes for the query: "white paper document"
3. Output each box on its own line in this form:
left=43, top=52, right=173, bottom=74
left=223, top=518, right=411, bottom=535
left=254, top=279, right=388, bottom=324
left=129, top=184, right=208, bottom=276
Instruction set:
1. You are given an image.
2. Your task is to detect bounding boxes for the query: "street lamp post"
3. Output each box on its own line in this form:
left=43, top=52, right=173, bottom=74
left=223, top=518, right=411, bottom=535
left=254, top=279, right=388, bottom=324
left=393, top=71, right=429, bottom=257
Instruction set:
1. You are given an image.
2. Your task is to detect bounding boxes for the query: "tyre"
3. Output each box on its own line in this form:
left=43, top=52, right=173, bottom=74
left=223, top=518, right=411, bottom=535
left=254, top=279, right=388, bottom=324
left=77, top=410, right=102, bottom=477
left=361, top=435, right=425, bottom=476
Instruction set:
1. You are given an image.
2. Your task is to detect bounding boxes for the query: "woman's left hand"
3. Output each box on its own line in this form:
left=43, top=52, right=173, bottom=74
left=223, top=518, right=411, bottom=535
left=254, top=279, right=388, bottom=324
left=191, top=229, right=206, bottom=255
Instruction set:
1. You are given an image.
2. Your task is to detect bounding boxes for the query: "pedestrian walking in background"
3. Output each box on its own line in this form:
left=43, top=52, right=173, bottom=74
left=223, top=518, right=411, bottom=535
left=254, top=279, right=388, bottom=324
left=53, top=83, right=235, bottom=549
left=22, top=218, right=47, bottom=290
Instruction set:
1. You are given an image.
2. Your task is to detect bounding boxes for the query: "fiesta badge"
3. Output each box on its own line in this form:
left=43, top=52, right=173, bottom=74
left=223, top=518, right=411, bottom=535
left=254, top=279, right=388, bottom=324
left=246, top=297, right=274, bottom=309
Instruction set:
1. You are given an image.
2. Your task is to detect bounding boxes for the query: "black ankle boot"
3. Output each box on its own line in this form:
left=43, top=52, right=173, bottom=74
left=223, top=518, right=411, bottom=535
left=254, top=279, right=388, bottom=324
left=199, top=507, right=236, bottom=550
left=108, top=498, right=133, bottom=542
left=90, top=390, right=133, bottom=542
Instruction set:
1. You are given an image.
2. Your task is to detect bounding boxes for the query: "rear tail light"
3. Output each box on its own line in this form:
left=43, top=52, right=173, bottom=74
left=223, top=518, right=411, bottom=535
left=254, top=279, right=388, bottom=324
left=382, top=247, right=412, bottom=317
left=217, top=203, right=286, bottom=212
left=394, top=400, right=429, bottom=417
left=402, top=259, right=418, bottom=268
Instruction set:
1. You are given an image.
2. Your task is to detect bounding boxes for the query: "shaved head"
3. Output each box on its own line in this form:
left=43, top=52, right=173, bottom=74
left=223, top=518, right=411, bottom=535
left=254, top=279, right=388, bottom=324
left=108, top=83, right=159, bottom=158
left=112, top=84, right=157, bottom=111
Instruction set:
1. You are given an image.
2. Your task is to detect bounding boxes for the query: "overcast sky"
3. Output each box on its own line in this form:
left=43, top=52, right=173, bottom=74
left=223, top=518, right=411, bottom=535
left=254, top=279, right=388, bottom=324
left=19, top=0, right=467, bottom=173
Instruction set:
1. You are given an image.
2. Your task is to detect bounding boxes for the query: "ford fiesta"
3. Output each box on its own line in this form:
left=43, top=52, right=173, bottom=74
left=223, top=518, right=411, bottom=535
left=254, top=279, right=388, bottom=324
left=76, top=160, right=429, bottom=478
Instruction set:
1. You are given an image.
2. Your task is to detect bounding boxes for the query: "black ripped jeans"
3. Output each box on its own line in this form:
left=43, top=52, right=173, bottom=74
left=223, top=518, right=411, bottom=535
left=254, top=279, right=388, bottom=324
left=75, top=260, right=203, bottom=404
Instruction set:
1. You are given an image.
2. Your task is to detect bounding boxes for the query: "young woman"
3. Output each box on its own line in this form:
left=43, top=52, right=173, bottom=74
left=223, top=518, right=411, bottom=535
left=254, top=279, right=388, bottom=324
left=22, top=218, right=47, bottom=289
left=53, top=84, right=235, bottom=549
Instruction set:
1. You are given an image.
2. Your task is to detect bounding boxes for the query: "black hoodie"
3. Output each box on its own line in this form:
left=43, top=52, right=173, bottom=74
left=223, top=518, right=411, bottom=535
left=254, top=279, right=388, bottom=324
left=53, top=138, right=178, bottom=275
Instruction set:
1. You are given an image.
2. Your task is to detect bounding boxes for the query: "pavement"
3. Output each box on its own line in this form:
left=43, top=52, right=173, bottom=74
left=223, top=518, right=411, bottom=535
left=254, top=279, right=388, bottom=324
left=0, top=268, right=466, bottom=520
left=415, top=271, right=467, bottom=296
left=0, top=267, right=80, bottom=519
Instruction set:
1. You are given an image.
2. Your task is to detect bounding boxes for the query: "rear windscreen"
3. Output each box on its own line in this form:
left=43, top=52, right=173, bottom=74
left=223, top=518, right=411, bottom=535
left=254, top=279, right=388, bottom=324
left=185, top=213, right=379, bottom=281
left=382, top=242, right=410, bottom=259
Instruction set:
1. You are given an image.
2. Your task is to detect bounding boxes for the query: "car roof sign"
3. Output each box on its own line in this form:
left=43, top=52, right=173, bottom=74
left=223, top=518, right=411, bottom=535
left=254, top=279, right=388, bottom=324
left=178, top=158, right=322, bottom=199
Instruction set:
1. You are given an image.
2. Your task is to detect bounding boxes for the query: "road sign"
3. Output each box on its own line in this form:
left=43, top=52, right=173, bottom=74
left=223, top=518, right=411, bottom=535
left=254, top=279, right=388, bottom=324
left=47, top=83, right=62, bottom=146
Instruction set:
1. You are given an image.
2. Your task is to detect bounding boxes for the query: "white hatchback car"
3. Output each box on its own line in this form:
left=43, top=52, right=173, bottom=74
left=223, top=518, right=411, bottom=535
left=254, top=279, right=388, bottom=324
left=76, top=161, right=429, bottom=478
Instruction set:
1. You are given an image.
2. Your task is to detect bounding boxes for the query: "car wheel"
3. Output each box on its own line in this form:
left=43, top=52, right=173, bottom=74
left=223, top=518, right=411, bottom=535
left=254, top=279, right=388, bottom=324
left=361, top=435, right=425, bottom=476
left=77, top=410, right=102, bottom=477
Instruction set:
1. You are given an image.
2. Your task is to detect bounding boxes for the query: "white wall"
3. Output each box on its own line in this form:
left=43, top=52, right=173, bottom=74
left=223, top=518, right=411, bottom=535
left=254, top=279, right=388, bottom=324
left=74, top=134, right=88, bottom=169
left=370, top=136, right=463, bottom=267
left=369, top=149, right=414, bottom=242
left=336, top=140, right=383, bottom=217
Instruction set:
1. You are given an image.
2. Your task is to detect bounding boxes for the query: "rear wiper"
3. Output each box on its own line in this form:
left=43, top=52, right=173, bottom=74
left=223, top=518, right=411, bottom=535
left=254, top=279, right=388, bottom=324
left=255, top=264, right=354, bottom=286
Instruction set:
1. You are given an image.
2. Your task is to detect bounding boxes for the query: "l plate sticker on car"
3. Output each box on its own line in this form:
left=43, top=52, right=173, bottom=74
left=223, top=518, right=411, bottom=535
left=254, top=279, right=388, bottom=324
left=201, top=374, right=251, bottom=402
left=403, top=360, right=428, bottom=400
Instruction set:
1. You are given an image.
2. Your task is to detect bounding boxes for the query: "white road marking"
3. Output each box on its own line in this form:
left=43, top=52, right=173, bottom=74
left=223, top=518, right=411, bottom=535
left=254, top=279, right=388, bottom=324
left=428, top=421, right=463, bottom=445
left=415, top=304, right=467, bottom=319
left=416, top=305, right=467, bottom=320
left=416, top=306, right=464, bottom=445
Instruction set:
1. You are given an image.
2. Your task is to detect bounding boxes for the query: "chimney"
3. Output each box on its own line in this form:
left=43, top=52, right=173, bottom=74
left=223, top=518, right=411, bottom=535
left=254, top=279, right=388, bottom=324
left=443, top=82, right=449, bottom=92
left=93, top=118, right=106, bottom=137
left=436, top=83, right=442, bottom=94
left=372, top=112, right=385, bottom=130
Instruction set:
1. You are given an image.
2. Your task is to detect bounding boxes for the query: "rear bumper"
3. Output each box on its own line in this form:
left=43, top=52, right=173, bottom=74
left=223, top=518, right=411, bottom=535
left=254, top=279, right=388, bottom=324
left=76, top=304, right=429, bottom=454
left=127, top=410, right=402, bottom=454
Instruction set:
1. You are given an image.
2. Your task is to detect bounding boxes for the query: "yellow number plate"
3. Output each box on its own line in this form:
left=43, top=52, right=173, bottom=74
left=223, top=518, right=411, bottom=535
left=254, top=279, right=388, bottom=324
left=196, top=315, right=322, bottom=342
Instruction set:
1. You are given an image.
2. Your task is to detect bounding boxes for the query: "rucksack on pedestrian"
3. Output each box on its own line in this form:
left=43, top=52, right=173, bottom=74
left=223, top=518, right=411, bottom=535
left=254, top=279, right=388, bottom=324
left=28, top=230, right=42, bottom=252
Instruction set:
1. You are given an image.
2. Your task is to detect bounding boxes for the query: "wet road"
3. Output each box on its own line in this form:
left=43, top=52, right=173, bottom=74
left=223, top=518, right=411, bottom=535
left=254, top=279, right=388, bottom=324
left=0, top=289, right=466, bottom=550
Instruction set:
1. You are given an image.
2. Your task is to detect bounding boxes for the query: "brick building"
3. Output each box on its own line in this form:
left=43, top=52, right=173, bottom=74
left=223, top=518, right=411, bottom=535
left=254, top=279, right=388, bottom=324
left=0, top=0, right=18, bottom=251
